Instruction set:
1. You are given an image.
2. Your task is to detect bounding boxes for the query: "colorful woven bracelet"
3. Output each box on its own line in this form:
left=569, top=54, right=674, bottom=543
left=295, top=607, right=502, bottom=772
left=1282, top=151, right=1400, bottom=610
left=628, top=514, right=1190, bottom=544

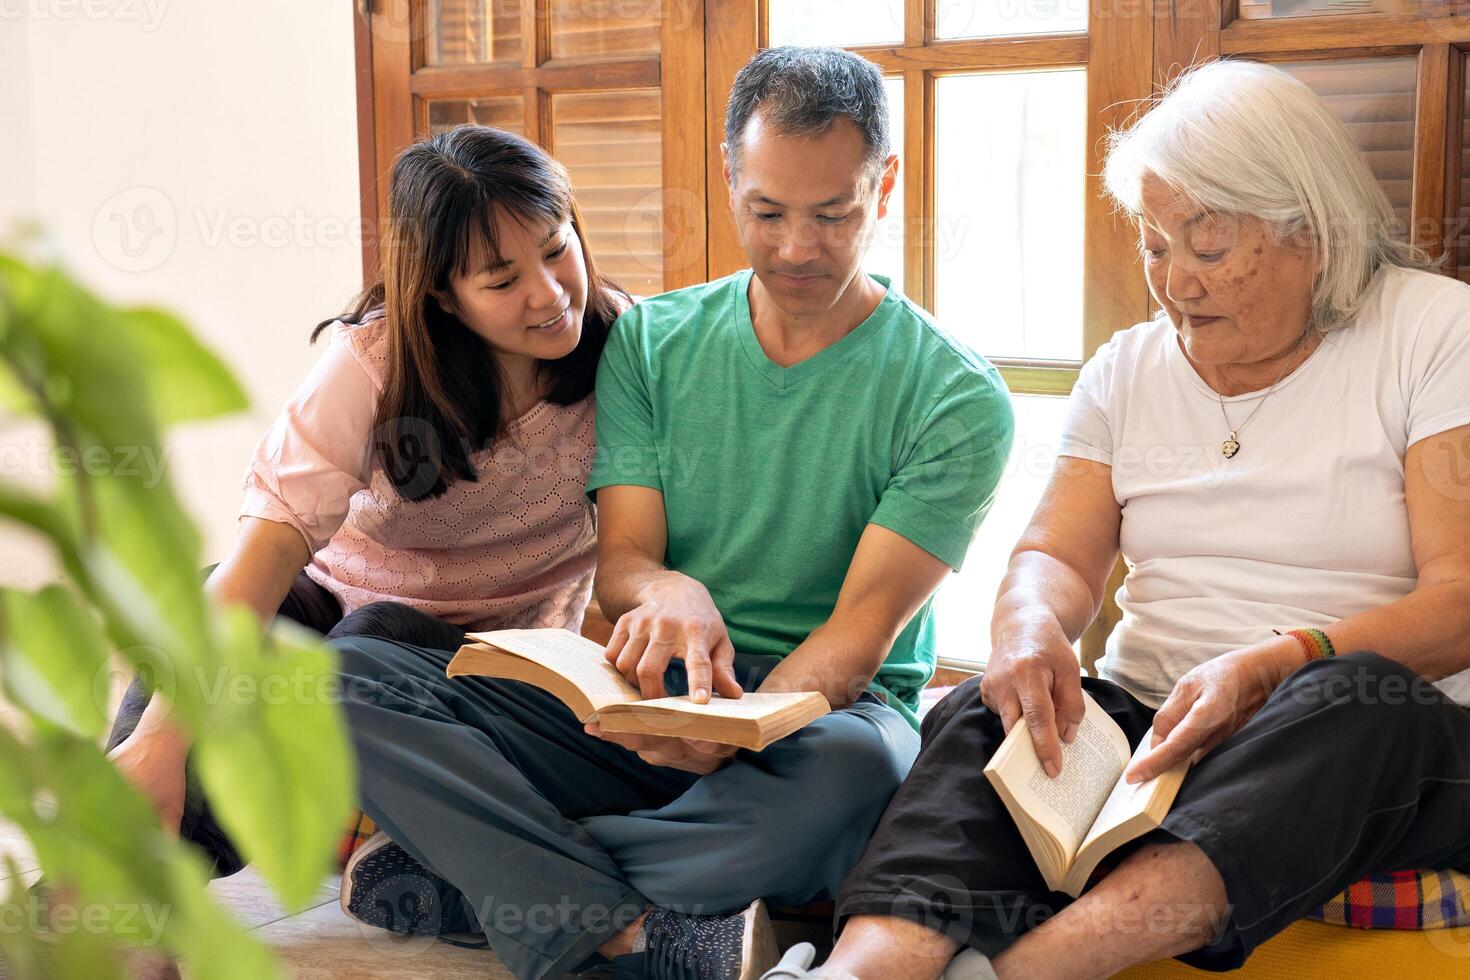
left=1285, top=627, right=1336, bottom=662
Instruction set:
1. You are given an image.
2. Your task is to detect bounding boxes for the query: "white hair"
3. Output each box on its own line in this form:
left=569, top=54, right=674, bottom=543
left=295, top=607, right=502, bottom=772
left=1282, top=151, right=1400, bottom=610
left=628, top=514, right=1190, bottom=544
left=1103, top=60, right=1429, bottom=332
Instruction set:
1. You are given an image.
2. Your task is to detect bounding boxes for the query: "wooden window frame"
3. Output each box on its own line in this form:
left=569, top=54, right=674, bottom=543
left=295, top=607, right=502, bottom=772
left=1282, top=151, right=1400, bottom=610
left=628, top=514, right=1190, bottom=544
left=352, top=0, right=1470, bottom=667
left=704, top=0, right=1153, bottom=403
left=353, top=0, right=709, bottom=293
left=1161, top=1, right=1470, bottom=268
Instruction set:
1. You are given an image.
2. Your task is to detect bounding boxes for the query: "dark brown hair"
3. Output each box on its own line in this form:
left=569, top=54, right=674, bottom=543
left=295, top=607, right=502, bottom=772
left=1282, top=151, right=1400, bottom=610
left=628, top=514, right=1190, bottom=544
left=314, top=125, right=627, bottom=500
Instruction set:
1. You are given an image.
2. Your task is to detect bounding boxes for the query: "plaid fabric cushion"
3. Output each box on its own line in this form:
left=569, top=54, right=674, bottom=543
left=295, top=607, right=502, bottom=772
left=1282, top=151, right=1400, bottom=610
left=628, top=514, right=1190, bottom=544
left=1310, top=869, right=1470, bottom=930
left=338, top=809, right=378, bottom=869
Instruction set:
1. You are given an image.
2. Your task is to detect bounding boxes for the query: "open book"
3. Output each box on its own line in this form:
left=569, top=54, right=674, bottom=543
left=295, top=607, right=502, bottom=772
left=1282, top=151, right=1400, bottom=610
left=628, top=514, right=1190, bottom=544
left=983, top=691, right=1190, bottom=898
left=446, top=628, right=830, bottom=751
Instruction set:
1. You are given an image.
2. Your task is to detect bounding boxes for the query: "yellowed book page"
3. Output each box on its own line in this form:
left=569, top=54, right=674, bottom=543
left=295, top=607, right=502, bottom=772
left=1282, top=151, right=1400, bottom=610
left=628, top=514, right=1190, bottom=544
left=463, top=628, right=638, bottom=712
left=996, top=693, right=1131, bottom=862
left=1078, top=727, right=1183, bottom=855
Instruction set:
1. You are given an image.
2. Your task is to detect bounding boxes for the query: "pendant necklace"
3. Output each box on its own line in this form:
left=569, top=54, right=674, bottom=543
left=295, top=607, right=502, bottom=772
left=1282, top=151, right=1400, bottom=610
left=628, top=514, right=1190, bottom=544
left=1214, top=331, right=1313, bottom=459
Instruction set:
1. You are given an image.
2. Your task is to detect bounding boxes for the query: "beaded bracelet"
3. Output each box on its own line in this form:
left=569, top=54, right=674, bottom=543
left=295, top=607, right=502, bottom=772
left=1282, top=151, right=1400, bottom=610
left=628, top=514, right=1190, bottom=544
left=1280, top=627, right=1336, bottom=662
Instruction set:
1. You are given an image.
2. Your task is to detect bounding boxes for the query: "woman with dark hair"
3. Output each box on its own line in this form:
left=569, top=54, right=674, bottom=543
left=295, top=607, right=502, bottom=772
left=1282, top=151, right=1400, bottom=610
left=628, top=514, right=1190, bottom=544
left=106, top=124, right=632, bottom=874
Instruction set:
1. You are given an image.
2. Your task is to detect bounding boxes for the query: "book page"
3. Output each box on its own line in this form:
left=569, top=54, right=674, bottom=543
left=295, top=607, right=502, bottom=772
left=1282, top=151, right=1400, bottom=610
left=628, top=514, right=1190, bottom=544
left=463, top=629, right=638, bottom=710
left=1078, top=727, right=1172, bottom=853
left=1008, top=694, right=1131, bottom=858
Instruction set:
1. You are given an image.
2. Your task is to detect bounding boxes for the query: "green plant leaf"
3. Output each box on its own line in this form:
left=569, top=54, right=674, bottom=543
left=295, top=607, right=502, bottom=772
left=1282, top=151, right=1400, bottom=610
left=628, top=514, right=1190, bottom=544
left=116, top=307, right=248, bottom=426
left=0, top=249, right=340, bottom=980
left=12, top=262, right=159, bottom=455
left=0, top=726, right=281, bottom=980
left=0, top=356, right=37, bottom=415
left=0, top=482, right=71, bottom=545
left=0, top=586, right=113, bottom=738
left=195, top=612, right=354, bottom=911
left=36, top=915, right=128, bottom=980
left=0, top=862, right=52, bottom=980
left=78, top=469, right=212, bottom=733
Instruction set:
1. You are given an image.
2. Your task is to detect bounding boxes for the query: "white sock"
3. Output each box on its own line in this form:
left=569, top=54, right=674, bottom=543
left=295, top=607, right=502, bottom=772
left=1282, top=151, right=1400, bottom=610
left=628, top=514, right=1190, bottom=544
left=941, top=948, right=998, bottom=980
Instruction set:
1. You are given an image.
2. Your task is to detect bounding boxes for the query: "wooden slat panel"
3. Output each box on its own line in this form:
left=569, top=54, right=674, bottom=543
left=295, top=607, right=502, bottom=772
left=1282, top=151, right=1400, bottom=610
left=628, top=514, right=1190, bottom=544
left=550, top=0, right=660, bottom=60
left=1277, top=56, right=1418, bottom=232
left=552, top=88, right=665, bottom=296
left=1237, top=0, right=1427, bottom=19
left=409, top=58, right=661, bottom=98
left=423, top=0, right=522, bottom=66
left=425, top=95, right=524, bottom=135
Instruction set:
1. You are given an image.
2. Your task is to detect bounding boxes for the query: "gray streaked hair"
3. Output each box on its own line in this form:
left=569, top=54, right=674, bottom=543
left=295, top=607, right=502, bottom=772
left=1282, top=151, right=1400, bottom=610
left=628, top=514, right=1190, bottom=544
left=724, top=46, right=890, bottom=184
left=1103, top=60, right=1430, bottom=332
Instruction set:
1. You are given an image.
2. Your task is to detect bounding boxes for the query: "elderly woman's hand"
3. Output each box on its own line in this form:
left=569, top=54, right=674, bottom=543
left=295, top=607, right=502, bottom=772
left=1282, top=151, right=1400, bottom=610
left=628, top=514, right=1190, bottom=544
left=981, top=616, right=1087, bottom=778
left=1126, top=637, right=1304, bottom=783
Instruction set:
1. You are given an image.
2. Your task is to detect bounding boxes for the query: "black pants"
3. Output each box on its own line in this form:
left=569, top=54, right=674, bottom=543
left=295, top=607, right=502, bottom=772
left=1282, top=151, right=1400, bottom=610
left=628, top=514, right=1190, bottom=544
left=104, top=568, right=467, bottom=877
left=835, top=651, right=1470, bottom=971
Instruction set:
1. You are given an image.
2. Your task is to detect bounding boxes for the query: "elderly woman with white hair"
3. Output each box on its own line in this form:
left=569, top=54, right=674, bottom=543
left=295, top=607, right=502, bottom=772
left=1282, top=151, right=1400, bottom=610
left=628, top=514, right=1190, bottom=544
left=761, top=60, right=1470, bottom=980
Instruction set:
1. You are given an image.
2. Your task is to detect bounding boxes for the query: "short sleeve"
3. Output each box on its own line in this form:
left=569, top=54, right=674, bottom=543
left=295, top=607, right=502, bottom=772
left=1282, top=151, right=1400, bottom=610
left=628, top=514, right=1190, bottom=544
left=1405, top=286, right=1470, bottom=446
left=239, top=329, right=376, bottom=554
left=586, top=310, right=663, bottom=496
left=1057, top=338, right=1117, bottom=465
left=869, top=370, right=1015, bottom=571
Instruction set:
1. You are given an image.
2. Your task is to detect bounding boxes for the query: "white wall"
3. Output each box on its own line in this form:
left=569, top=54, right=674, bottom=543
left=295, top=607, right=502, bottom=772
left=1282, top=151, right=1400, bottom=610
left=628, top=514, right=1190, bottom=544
left=0, top=1, right=364, bottom=585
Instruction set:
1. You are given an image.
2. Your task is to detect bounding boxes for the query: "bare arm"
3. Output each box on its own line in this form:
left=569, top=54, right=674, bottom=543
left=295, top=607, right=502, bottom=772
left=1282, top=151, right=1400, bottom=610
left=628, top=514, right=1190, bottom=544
left=593, top=485, right=743, bottom=703
left=757, top=523, right=952, bottom=709
left=129, top=517, right=311, bottom=738
left=1129, top=423, right=1470, bottom=782
left=982, top=456, right=1122, bottom=776
left=1318, top=423, right=1470, bottom=677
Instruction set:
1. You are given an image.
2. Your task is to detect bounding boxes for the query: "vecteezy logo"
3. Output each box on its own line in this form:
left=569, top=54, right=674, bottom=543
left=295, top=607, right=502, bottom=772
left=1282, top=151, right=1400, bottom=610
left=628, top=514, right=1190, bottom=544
left=92, top=186, right=177, bottom=273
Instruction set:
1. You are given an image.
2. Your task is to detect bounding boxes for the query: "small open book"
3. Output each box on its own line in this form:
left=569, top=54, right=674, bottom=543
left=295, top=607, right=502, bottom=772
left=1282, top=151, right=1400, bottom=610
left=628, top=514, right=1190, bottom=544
left=446, top=628, right=830, bottom=751
left=983, top=691, right=1190, bottom=898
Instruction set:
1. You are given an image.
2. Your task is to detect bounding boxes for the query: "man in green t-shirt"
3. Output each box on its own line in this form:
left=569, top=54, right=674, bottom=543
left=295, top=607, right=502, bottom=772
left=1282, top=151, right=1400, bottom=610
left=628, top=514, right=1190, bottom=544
left=330, top=47, right=1012, bottom=980
left=581, top=46, right=1014, bottom=978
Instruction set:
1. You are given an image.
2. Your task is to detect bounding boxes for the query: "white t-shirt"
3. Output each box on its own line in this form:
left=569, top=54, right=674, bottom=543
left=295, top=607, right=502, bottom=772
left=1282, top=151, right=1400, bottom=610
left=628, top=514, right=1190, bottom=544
left=1059, top=266, right=1470, bottom=708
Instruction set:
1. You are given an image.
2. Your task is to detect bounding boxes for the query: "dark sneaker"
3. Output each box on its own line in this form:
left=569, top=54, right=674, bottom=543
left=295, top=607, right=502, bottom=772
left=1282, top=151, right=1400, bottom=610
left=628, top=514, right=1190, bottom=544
left=339, top=831, right=472, bottom=935
left=643, top=899, right=779, bottom=980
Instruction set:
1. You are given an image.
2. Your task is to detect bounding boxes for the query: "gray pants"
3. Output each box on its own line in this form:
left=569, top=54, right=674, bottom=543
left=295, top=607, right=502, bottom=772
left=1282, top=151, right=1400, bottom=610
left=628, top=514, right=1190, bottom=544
left=333, top=636, right=920, bottom=980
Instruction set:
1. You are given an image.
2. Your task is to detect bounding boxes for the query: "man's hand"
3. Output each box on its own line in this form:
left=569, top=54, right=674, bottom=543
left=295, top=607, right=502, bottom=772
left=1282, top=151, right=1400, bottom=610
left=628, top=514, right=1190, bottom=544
left=108, top=725, right=188, bottom=834
left=980, top=616, right=1087, bottom=779
left=584, top=722, right=739, bottom=774
left=604, top=577, right=743, bottom=703
left=1126, top=638, right=1301, bottom=783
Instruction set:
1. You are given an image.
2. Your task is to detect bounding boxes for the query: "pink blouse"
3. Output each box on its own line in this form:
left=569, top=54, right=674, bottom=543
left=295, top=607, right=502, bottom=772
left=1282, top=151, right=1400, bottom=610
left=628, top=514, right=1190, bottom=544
left=239, top=316, right=597, bottom=633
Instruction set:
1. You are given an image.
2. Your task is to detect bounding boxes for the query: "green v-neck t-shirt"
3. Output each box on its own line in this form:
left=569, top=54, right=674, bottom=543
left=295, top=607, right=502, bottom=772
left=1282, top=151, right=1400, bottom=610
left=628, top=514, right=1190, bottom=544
left=586, top=270, right=1014, bottom=728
